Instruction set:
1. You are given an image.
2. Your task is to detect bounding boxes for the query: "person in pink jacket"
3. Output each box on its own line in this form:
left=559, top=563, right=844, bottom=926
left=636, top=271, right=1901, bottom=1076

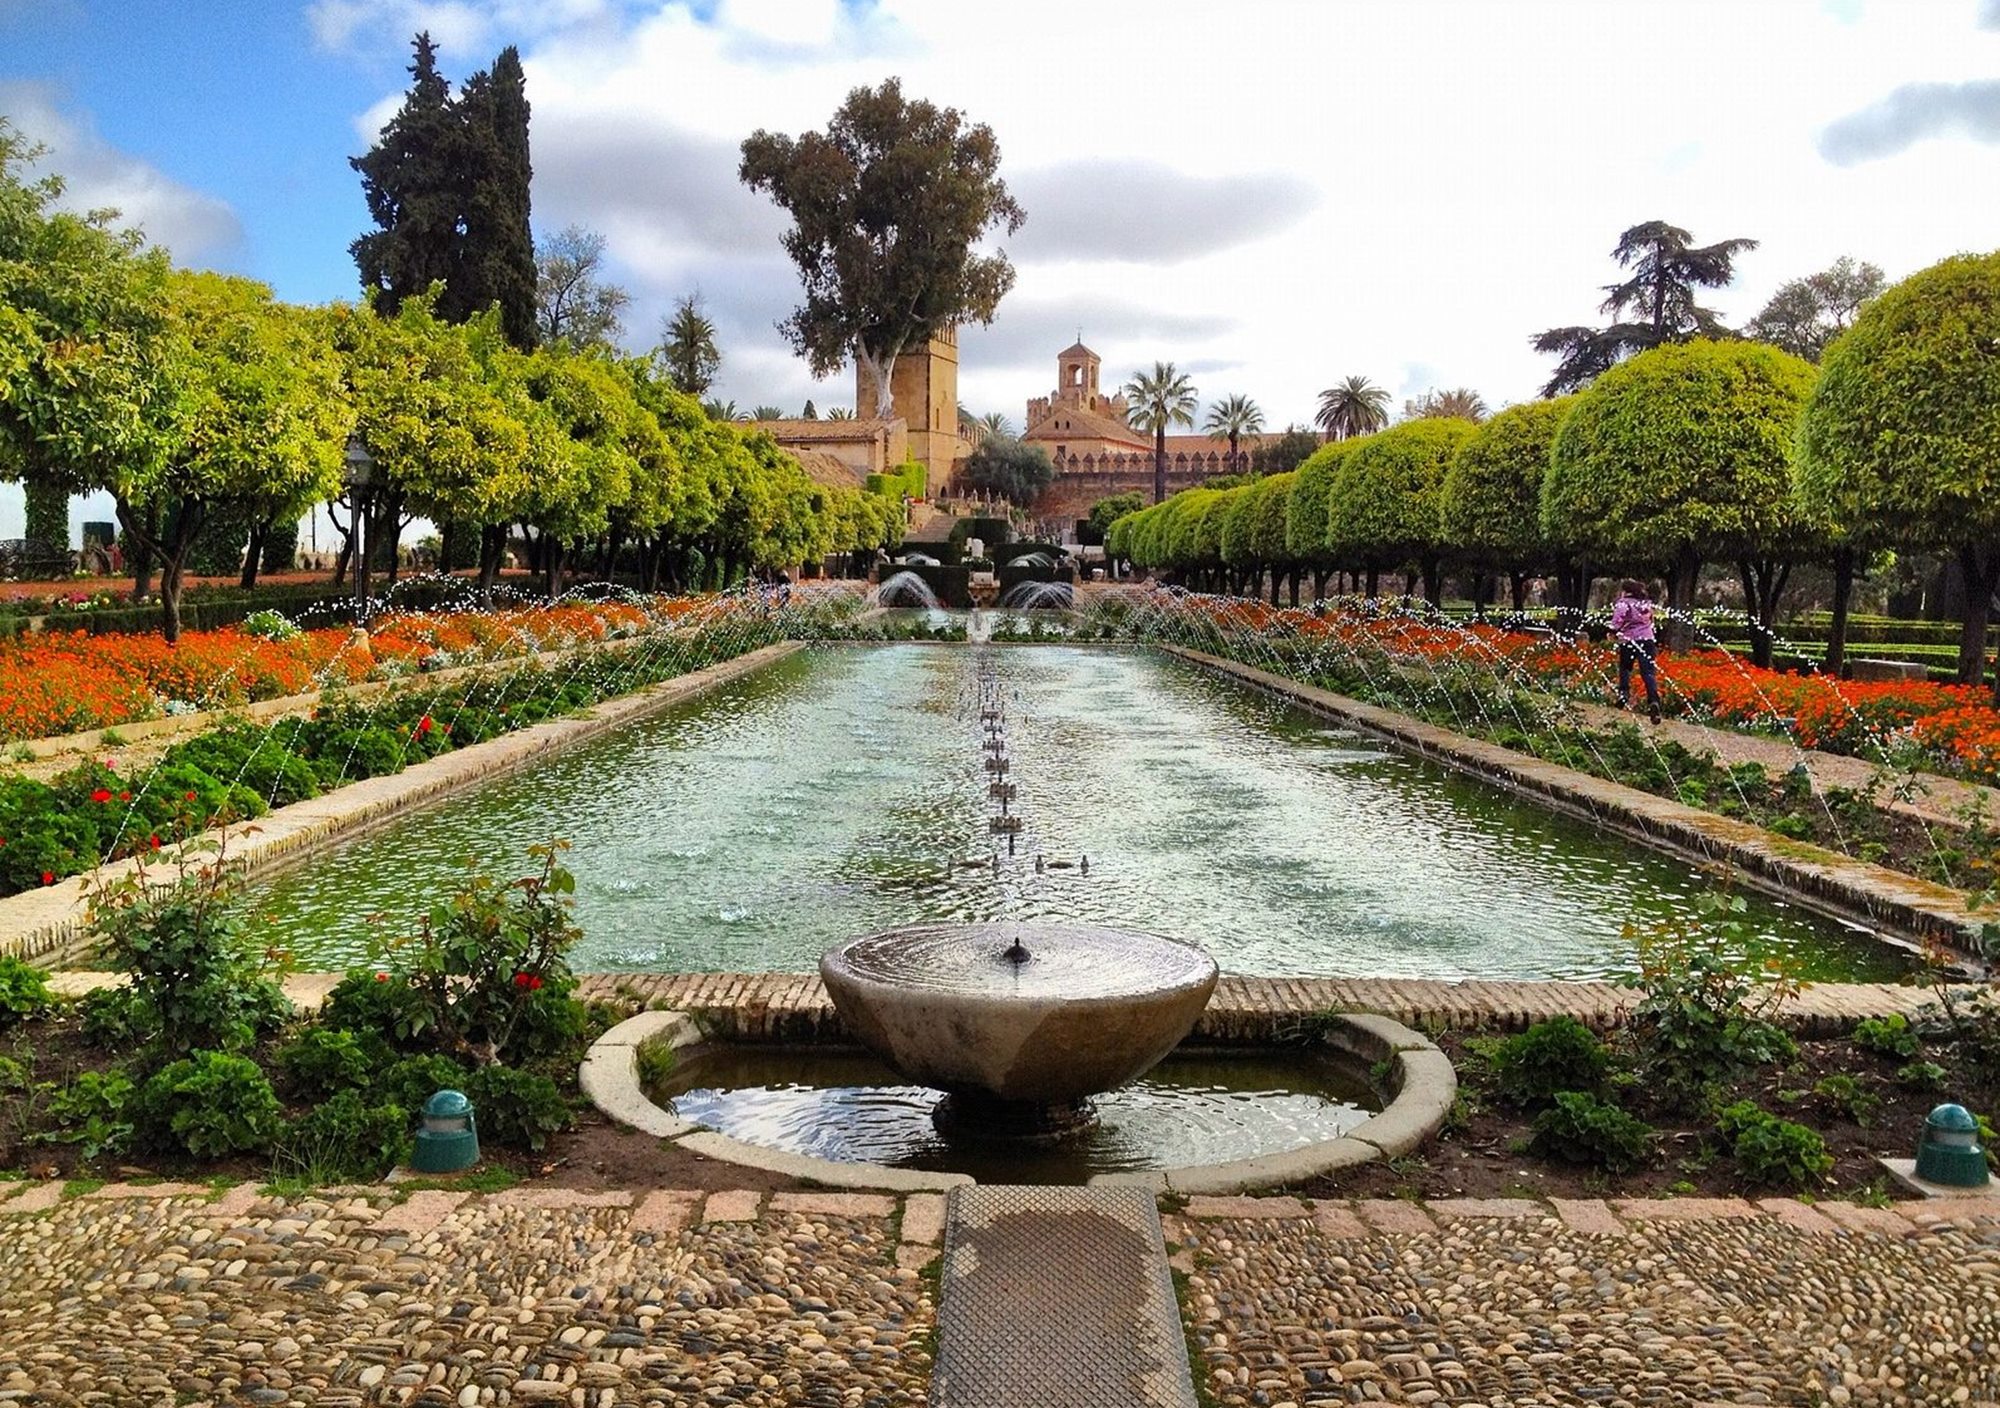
left=1610, top=579, right=1662, bottom=723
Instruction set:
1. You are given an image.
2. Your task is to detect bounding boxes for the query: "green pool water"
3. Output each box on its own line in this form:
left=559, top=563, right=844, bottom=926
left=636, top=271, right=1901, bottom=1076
left=245, top=644, right=1908, bottom=982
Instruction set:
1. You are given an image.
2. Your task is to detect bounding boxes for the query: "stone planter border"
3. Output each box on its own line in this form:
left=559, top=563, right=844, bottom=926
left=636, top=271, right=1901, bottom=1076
left=0, top=642, right=800, bottom=963
left=581, top=1008, right=1452, bottom=1196
left=1165, top=646, right=1987, bottom=960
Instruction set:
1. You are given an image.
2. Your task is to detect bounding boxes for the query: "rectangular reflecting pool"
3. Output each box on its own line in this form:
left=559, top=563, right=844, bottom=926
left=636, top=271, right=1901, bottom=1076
left=245, top=645, right=1906, bottom=982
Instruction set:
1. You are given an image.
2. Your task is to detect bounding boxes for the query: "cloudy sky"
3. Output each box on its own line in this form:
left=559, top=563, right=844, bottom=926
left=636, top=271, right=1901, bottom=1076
left=2, top=0, right=1998, bottom=537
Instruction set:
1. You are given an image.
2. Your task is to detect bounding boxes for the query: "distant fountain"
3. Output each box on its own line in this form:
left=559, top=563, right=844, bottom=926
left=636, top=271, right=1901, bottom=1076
left=999, top=580, right=1074, bottom=611
left=869, top=570, right=943, bottom=610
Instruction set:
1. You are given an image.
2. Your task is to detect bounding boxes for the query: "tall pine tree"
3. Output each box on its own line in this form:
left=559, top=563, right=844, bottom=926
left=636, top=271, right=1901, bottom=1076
left=455, top=47, right=537, bottom=349
left=350, top=33, right=461, bottom=320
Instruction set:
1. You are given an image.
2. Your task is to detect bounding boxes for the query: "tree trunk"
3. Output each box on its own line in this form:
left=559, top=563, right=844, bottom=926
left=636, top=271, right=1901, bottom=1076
left=1736, top=557, right=1792, bottom=671
left=1287, top=569, right=1301, bottom=607
left=1312, top=567, right=1330, bottom=601
left=1665, top=550, right=1702, bottom=653
left=1421, top=555, right=1442, bottom=609
left=239, top=522, right=265, bottom=591
left=1955, top=541, right=1999, bottom=690
left=1153, top=425, right=1167, bottom=505
left=1823, top=547, right=1855, bottom=677
left=1269, top=567, right=1282, bottom=606
left=128, top=502, right=158, bottom=601
left=116, top=496, right=203, bottom=644
left=1510, top=570, right=1528, bottom=613
left=1365, top=567, right=1379, bottom=598
left=478, top=525, right=506, bottom=604
left=545, top=539, right=567, bottom=601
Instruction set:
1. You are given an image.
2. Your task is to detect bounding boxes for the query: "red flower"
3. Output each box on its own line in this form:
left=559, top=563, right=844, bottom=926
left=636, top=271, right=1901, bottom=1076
left=184, top=791, right=196, bottom=802
left=417, top=714, right=433, bottom=734
left=90, top=788, right=112, bottom=803
left=148, top=835, right=161, bottom=850
left=373, top=971, right=390, bottom=983
left=513, top=972, right=544, bottom=991
left=40, top=871, right=53, bottom=886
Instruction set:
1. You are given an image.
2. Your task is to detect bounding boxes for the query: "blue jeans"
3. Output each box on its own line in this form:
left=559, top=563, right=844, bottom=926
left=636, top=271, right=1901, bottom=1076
left=1617, top=638, right=1659, bottom=710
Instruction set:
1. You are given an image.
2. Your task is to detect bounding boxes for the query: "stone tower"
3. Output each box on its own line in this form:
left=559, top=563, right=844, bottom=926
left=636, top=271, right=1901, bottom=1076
left=854, top=329, right=963, bottom=493
left=1026, top=341, right=1130, bottom=426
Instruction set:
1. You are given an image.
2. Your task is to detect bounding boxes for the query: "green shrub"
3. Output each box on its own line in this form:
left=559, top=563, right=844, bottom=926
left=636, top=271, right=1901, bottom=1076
left=379, top=1054, right=471, bottom=1113
left=1812, top=1073, right=1881, bottom=1126
left=464, top=1064, right=571, bottom=1152
left=38, top=1070, right=135, bottom=1159
left=1715, top=1101, right=1833, bottom=1190
left=1626, top=899, right=1798, bottom=1109
left=84, top=855, right=291, bottom=1063
left=320, top=969, right=428, bottom=1047
left=1852, top=1014, right=1920, bottom=1060
left=79, top=985, right=157, bottom=1047
left=242, top=609, right=301, bottom=641
left=1491, top=1016, right=1609, bottom=1104
left=135, top=1052, right=282, bottom=1158
left=1895, top=1060, right=1948, bottom=1091
left=279, top=1090, right=410, bottom=1181
left=1529, top=1091, right=1654, bottom=1171
left=0, top=955, right=52, bottom=1026
left=276, top=1027, right=390, bottom=1101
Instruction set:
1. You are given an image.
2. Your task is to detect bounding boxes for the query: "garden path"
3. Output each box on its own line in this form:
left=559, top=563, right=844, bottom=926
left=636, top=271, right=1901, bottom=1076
left=1562, top=697, right=2000, bottom=835
left=3, top=1179, right=1995, bottom=1405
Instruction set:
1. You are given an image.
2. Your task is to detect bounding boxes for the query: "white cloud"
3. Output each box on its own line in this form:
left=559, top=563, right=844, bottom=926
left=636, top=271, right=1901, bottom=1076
left=337, top=0, right=2000, bottom=422
left=0, top=80, right=241, bottom=262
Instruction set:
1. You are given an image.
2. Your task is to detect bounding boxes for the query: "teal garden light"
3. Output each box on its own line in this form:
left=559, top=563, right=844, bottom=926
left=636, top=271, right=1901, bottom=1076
left=410, top=1089, right=479, bottom=1174
left=1914, top=1103, right=1990, bottom=1189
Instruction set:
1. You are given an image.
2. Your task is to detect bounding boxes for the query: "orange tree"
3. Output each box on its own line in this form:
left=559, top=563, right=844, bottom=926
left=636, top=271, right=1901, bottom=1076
left=1327, top=416, right=1475, bottom=606
left=1543, top=338, right=1817, bottom=656
left=1797, top=251, right=2000, bottom=699
left=1439, top=396, right=1575, bottom=611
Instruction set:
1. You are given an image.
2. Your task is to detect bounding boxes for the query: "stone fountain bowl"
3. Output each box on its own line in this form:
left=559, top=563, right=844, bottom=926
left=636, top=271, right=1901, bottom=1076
left=819, top=923, right=1219, bottom=1106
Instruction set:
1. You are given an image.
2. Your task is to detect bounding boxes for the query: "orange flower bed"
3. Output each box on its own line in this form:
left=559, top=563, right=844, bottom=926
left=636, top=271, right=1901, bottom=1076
left=1175, top=593, right=2000, bottom=785
left=0, top=597, right=716, bottom=743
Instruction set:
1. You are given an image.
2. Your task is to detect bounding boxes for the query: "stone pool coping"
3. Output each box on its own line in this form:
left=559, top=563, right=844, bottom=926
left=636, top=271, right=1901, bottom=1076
left=582, top=1006, right=1456, bottom=1195
left=0, top=642, right=801, bottom=963
left=1162, top=645, right=1990, bottom=959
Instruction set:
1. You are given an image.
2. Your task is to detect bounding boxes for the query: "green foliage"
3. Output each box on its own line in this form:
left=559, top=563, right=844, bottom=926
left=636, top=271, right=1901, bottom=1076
left=79, top=986, right=155, bottom=1047
left=134, top=1052, right=282, bottom=1158
left=84, top=852, right=292, bottom=1063
left=1089, top=492, right=1146, bottom=536
left=1796, top=251, right=2000, bottom=553
left=1715, top=1100, right=1834, bottom=1189
left=1811, top=1073, right=1880, bottom=1126
left=1895, top=1060, right=1947, bottom=1091
left=379, top=1054, right=472, bottom=1113
left=370, top=844, right=584, bottom=1065
left=1851, top=1013, right=1919, bottom=1060
left=1529, top=1090, right=1654, bottom=1171
left=961, top=436, right=1054, bottom=508
left=1623, top=895, right=1798, bottom=1110
left=38, top=1070, right=135, bottom=1160
left=1251, top=425, right=1321, bottom=477
left=276, top=1027, right=391, bottom=1101
left=241, top=609, right=301, bottom=641
left=320, top=969, right=430, bottom=1047
left=1326, top=417, right=1474, bottom=566
left=22, top=482, right=67, bottom=550
left=279, top=1090, right=411, bottom=1181
left=1439, top=397, right=1574, bottom=563
left=1490, top=1016, right=1610, bottom=1105
left=0, top=956, right=52, bottom=1027
left=1284, top=437, right=1366, bottom=567
left=463, top=1063, right=570, bottom=1151
left=1543, top=339, right=1818, bottom=574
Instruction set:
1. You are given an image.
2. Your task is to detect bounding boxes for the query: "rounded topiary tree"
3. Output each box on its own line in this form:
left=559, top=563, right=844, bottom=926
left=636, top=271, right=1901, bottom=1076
left=1218, top=482, right=1263, bottom=595
left=1327, top=417, right=1474, bottom=605
left=1439, top=397, right=1574, bottom=610
left=1543, top=338, right=1817, bottom=650
left=1286, top=438, right=1363, bottom=600
left=1250, top=470, right=1299, bottom=604
left=1797, top=251, right=2000, bottom=694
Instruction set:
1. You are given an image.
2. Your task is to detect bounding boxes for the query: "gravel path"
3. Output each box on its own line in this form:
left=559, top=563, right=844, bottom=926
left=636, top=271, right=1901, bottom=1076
left=0, top=1184, right=936, bottom=1406
left=1173, top=1195, right=2000, bottom=1407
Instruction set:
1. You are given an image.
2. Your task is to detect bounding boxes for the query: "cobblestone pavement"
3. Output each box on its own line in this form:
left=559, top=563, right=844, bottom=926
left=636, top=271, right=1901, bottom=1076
left=1171, top=1195, right=2000, bottom=1407
left=0, top=1183, right=939, bottom=1407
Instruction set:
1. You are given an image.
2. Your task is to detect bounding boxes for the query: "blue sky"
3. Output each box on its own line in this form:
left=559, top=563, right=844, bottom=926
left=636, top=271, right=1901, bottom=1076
left=3, top=1, right=1999, bottom=541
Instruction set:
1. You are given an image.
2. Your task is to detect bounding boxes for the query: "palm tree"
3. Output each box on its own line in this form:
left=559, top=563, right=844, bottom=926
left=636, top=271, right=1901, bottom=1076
left=1122, top=362, right=1198, bottom=503
left=978, top=411, right=1013, bottom=441
left=702, top=398, right=741, bottom=421
left=658, top=296, right=721, bottom=396
left=1203, top=394, right=1265, bottom=473
left=1315, top=376, right=1390, bottom=441
left=826, top=407, right=855, bottom=420
left=752, top=404, right=785, bottom=420
left=1403, top=387, right=1488, bottom=422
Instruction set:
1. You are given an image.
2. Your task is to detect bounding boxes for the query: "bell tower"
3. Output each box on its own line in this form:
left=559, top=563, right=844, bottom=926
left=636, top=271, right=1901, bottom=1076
left=854, top=329, right=963, bottom=493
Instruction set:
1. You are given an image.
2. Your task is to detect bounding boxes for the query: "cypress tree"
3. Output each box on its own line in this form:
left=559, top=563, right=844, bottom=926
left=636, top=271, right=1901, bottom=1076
left=22, top=481, right=68, bottom=550
left=350, top=33, right=462, bottom=318
left=455, top=47, right=537, bottom=349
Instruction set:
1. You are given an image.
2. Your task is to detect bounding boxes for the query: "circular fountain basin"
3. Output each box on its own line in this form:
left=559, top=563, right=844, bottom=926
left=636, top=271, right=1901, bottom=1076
left=819, top=923, right=1219, bottom=1108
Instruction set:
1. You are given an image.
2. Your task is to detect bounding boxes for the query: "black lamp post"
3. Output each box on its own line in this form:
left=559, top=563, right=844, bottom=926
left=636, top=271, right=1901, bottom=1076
left=343, top=434, right=375, bottom=626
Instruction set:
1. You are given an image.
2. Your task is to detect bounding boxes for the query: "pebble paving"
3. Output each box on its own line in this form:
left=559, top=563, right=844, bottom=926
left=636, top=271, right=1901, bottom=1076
left=0, top=1185, right=934, bottom=1407
left=1173, top=1196, right=2000, bottom=1407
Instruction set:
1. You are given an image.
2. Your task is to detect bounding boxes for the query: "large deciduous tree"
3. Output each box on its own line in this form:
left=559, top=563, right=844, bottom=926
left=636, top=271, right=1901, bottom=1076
left=1797, top=251, right=2000, bottom=696
left=1746, top=256, right=1885, bottom=364
left=1438, top=397, right=1575, bottom=611
left=1533, top=221, right=1758, bottom=396
left=960, top=435, right=1054, bottom=508
left=536, top=224, right=630, bottom=351
left=1543, top=339, right=1816, bottom=654
left=1123, top=361, right=1197, bottom=504
left=740, top=80, right=1023, bottom=416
